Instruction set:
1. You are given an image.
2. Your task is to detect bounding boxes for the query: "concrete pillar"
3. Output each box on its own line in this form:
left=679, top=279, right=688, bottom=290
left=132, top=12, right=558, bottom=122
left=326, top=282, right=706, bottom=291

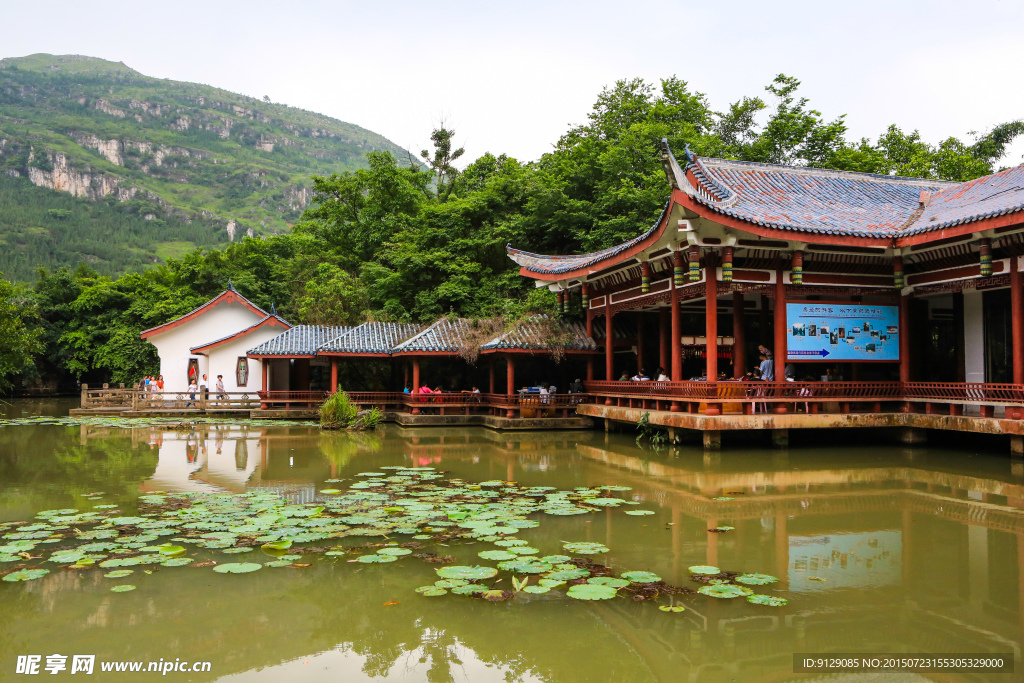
left=967, top=524, right=989, bottom=608
left=732, top=291, right=746, bottom=379
left=702, top=430, right=721, bottom=450
left=667, top=427, right=676, bottom=443
left=604, top=418, right=611, bottom=433
left=1012, top=435, right=1024, bottom=458
left=899, top=427, right=927, bottom=445
left=963, top=288, right=985, bottom=383
left=771, top=428, right=789, bottom=448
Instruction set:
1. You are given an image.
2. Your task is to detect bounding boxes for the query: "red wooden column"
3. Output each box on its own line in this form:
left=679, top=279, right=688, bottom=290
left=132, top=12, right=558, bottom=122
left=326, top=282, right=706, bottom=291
left=774, top=268, right=787, bottom=414
left=488, top=360, right=496, bottom=394
left=671, top=251, right=683, bottom=382
left=659, top=308, right=670, bottom=374
left=261, top=360, right=268, bottom=392
left=330, top=358, right=338, bottom=393
left=899, top=293, right=911, bottom=384
left=586, top=309, right=595, bottom=381
left=732, top=291, right=746, bottom=379
left=1012, top=257, right=1024, bottom=386
left=636, top=312, right=645, bottom=373
left=412, top=358, right=421, bottom=414
left=605, top=311, right=615, bottom=381
left=506, top=355, right=516, bottom=418
left=705, top=252, right=719, bottom=415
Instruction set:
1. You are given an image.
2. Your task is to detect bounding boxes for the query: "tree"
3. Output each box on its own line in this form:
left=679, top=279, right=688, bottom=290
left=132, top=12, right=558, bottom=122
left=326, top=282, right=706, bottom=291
left=0, top=275, right=41, bottom=392
left=420, top=127, right=465, bottom=202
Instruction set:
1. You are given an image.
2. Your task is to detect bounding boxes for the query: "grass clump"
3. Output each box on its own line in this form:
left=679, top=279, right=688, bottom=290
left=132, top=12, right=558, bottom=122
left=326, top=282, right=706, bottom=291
left=319, top=391, right=358, bottom=430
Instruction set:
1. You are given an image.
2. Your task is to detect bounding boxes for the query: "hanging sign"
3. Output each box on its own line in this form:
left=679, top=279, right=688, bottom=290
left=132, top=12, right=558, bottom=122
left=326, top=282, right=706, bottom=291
left=785, top=303, right=899, bottom=361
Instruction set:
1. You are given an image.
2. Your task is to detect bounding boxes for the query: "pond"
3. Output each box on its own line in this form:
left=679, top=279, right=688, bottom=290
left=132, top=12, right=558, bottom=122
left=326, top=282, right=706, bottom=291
left=1, top=399, right=1021, bottom=682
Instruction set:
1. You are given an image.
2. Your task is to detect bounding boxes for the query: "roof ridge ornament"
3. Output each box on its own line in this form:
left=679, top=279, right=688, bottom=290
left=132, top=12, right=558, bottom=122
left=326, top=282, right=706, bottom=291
left=228, top=278, right=237, bottom=293
left=683, top=143, right=696, bottom=164
left=270, top=302, right=277, bottom=316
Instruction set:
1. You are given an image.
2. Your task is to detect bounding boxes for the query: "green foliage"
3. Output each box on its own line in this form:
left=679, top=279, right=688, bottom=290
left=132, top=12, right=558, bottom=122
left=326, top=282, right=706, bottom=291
left=320, top=391, right=358, bottom=429
left=0, top=275, right=41, bottom=391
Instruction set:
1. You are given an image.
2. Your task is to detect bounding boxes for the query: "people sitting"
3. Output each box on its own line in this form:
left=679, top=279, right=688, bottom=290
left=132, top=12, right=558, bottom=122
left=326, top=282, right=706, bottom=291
left=461, top=386, right=482, bottom=402
left=656, top=367, right=669, bottom=381
left=618, top=371, right=631, bottom=381
left=631, top=368, right=650, bottom=381
left=539, top=383, right=551, bottom=404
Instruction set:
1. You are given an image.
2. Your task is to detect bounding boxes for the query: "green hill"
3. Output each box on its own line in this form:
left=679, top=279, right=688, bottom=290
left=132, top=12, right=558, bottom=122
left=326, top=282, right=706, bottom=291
left=0, top=53, right=415, bottom=280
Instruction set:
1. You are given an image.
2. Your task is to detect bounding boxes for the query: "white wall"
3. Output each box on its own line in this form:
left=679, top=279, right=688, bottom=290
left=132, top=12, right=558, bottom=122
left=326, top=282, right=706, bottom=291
left=962, top=288, right=985, bottom=383
left=206, top=324, right=284, bottom=393
left=146, top=300, right=265, bottom=393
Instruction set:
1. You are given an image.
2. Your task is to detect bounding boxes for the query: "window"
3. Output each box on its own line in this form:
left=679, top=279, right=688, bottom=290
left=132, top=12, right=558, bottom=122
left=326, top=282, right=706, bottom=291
left=187, top=358, right=199, bottom=386
left=236, top=357, right=249, bottom=387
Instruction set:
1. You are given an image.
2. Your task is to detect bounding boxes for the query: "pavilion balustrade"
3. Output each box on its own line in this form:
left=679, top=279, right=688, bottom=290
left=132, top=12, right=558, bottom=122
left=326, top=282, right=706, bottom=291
left=582, top=380, right=1024, bottom=416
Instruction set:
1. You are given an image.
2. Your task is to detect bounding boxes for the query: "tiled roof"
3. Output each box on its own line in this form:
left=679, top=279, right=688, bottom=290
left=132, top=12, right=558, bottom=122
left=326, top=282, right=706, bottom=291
left=902, top=165, right=1024, bottom=235
left=392, top=318, right=473, bottom=353
left=319, top=321, right=424, bottom=355
left=191, top=314, right=291, bottom=353
left=480, top=315, right=597, bottom=352
left=247, top=325, right=350, bottom=356
left=140, top=288, right=268, bottom=339
left=507, top=203, right=670, bottom=275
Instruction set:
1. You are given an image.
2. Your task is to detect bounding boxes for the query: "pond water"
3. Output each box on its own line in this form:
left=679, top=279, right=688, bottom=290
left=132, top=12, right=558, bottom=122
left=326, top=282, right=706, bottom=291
left=1, top=400, right=1022, bottom=682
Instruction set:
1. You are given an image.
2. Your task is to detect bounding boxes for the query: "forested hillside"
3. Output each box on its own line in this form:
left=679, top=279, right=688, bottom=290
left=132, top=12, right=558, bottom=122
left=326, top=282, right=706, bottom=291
left=0, top=53, right=414, bottom=279
left=1, top=74, right=1020, bottom=392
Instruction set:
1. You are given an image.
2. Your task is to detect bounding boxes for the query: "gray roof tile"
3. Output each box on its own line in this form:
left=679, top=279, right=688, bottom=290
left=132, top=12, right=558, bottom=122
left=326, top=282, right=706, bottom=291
left=319, top=321, right=424, bottom=355
left=392, top=318, right=474, bottom=353
left=480, top=315, right=597, bottom=352
left=247, top=325, right=350, bottom=356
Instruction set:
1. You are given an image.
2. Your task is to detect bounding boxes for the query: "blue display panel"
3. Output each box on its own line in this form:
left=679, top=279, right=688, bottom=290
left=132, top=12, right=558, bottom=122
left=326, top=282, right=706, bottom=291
left=785, top=303, right=899, bottom=361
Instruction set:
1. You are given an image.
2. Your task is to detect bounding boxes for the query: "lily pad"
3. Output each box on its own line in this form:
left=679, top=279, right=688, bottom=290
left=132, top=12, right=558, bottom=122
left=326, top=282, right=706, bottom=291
left=712, top=496, right=734, bottom=502
left=212, top=562, right=263, bottom=574
left=356, top=554, right=397, bottom=563
left=659, top=605, right=685, bottom=612
left=378, top=547, right=412, bottom=557
left=110, top=585, right=136, bottom=592
left=3, top=568, right=50, bottom=582
left=587, top=576, right=630, bottom=588
left=624, top=510, right=655, bottom=516
left=451, top=584, right=487, bottom=595
left=735, top=573, right=778, bottom=586
left=698, top=584, right=752, bottom=599
left=545, top=568, right=590, bottom=581
left=522, top=585, right=550, bottom=594
left=566, top=583, right=618, bottom=600
left=482, top=589, right=513, bottom=601
left=478, top=550, right=517, bottom=561
left=688, top=565, right=720, bottom=575
left=104, top=570, right=134, bottom=578
left=261, top=540, right=293, bottom=552
left=435, top=565, right=498, bottom=580
left=747, top=594, right=788, bottom=606
left=221, top=547, right=254, bottom=554
left=538, top=578, right=566, bottom=588
left=621, top=571, right=661, bottom=583
left=415, top=586, right=448, bottom=596
left=562, top=542, right=609, bottom=555
left=160, top=557, right=193, bottom=567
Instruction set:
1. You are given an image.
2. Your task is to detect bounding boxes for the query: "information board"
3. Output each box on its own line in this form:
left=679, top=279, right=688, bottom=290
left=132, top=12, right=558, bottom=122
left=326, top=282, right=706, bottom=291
left=785, top=303, right=899, bottom=362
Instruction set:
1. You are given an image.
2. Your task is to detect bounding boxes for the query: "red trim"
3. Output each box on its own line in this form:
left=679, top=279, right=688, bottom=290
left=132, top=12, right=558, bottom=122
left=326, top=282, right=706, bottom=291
left=894, top=211, right=1024, bottom=248
left=316, top=351, right=392, bottom=358
left=479, top=348, right=600, bottom=355
left=247, top=354, right=315, bottom=359
left=391, top=350, right=461, bottom=357
left=907, top=260, right=1004, bottom=286
left=190, top=316, right=291, bottom=353
left=801, top=273, right=893, bottom=287
left=517, top=208, right=672, bottom=281
left=140, top=290, right=268, bottom=339
left=732, top=269, right=771, bottom=282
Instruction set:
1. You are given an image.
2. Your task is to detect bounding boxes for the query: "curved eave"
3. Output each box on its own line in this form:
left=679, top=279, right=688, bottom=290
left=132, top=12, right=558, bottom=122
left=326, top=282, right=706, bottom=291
left=316, top=351, right=393, bottom=357
left=190, top=316, right=292, bottom=354
left=479, top=348, right=600, bottom=355
left=509, top=203, right=672, bottom=281
left=391, top=350, right=460, bottom=357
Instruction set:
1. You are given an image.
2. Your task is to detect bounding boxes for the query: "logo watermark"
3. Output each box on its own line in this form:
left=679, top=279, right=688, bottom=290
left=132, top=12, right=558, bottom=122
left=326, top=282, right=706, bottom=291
left=15, top=655, right=212, bottom=675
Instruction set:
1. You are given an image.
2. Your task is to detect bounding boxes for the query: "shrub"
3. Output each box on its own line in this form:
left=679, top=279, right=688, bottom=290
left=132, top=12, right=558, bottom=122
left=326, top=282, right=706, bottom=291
left=319, top=390, right=358, bottom=429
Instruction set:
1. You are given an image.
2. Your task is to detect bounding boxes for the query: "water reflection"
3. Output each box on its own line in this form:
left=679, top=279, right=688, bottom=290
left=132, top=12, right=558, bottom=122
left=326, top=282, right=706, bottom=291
left=1, top=412, right=1023, bottom=682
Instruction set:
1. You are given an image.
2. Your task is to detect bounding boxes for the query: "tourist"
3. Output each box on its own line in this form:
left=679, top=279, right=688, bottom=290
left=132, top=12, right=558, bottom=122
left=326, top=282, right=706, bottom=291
left=656, top=367, right=669, bottom=381
left=403, top=385, right=412, bottom=394
left=185, top=378, right=198, bottom=407
left=215, top=374, right=226, bottom=401
left=569, top=378, right=584, bottom=394
left=632, top=369, right=650, bottom=381
left=462, top=386, right=482, bottom=402
left=618, top=371, right=631, bottom=381
left=758, top=344, right=772, bottom=358
left=200, top=374, right=209, bottom=392
left=156, top=375, right=164, bottom=390
left=758, top=353, right=774, bottom=381
left=784, top=363, right=796, bottom=381
left=539, top=383, right=550, bottom=404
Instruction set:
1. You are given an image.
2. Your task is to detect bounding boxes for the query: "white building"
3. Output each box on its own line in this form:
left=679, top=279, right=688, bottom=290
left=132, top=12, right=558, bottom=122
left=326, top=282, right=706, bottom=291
left=140, top=284, right=291, bottom=393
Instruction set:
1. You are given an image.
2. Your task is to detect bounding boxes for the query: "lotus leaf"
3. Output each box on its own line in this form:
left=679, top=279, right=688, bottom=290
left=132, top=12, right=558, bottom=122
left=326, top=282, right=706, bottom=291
left=659, top=605, right=685, bottom=612
left=0, top=554, right=22, bottom=563
left=378, top=548, right=412, bottom=557
left=501, top=560, right=553, bottom=574
left=104, top=570, right=134, bottom=578
left=539, top=555, right=572, bottom=564
left=747, top=594, right=788, bottom=606
left=110, top=585, right=136, bottom=592
left=3, top=568, right=50, bottom=582
left=433, top=579, right=468, bottom=588
left=688, top=565, right=720, bottom=575
left=356, top=554, right=397, bottom=563
left=562, top=542, right=609, bottom=555
left=624, top=510, right=655, bottom=516
left=600, top=485, right=632, bottom=491
left=698, top=584, right=752, bottom=598
left=325, top=550, right=346, bottom=556
left=319, top=489, right=341, bottom=494
left=587, top=577, right=630, bottom=588
left=566, top=583, right=617, bottom=600
left=735, top=573, right=779, bottom=586
left=265, top=560, right=294, bottom=567
left=435, top=565, right=497, bottom=580
left=538, top=578, right=566, bottom=588
left=261, top=540, right=293, bottom=551
left=507, top=546, right=539, bottom=555
left=478, top=550, right=517, bottom=561
left=212, top=562, right=263, bottom=574
left=493, top=539, right=527, bottom=547
left=621, top=571, right=661, bottom=583
left=522, top=586, right=550, bottom=594
left=451, top=584, right=487, bottom=595
left=583, top=498, right=624, bottom=507
left=482, top=589, right=513, bottom=601
left=221, top=547, right=254, bottom=554
left=545, top=568, right=590, bottom=581
left=161, top=558, right=193, bottom=567
left=712, top=496, right=734, bottom=501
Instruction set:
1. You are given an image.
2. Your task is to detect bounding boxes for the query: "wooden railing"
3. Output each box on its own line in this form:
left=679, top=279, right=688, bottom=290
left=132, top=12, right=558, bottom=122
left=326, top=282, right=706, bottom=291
left=583, top=380, right=1024, bottom=416
left=79, top=384, right=133, bottom=409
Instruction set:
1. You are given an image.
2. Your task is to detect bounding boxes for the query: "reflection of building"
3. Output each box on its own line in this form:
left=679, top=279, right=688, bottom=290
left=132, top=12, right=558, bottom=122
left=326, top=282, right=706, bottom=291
left=139, top=425, right=264, bottom=493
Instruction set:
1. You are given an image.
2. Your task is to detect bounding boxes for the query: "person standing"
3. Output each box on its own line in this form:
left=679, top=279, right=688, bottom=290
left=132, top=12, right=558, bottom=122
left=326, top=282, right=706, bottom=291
left=758, top=353, right=775, bottom=381
left=215, top=374, right=226, bottom=403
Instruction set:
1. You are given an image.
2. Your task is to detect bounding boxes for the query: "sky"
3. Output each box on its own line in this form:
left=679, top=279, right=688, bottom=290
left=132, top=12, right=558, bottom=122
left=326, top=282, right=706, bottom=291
left=4, top=0, right=1024, bottom=169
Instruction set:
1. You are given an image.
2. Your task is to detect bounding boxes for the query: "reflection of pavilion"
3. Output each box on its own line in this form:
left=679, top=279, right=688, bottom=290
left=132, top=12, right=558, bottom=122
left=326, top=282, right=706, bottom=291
left=138, top=425, right=264, bottom=493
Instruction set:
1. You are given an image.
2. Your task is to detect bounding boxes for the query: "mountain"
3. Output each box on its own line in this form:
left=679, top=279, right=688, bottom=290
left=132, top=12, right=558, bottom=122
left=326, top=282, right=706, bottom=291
left=0, top=53, right=415, bottom=280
